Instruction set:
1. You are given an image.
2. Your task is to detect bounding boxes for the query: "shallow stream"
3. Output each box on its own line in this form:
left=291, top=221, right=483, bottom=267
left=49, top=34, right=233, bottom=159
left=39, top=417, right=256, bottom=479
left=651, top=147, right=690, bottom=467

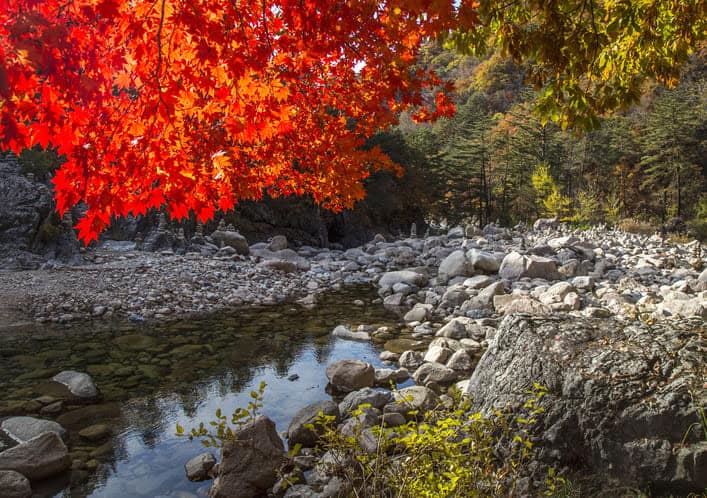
left=0, top=287, right=404, bottom=497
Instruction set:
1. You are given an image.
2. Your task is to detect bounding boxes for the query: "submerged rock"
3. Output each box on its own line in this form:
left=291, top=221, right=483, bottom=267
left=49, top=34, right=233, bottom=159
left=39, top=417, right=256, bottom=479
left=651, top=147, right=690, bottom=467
left=0, top=470, right=31, bottom=498
left=331, top=325, right=370, bottom=341
left=1, top=416, right=67, bottom=443
left=466, top=314, right=706, bottom=493
left=78, top=424, right=111, bottom=442
left=51, top=371, right=99, bottom=400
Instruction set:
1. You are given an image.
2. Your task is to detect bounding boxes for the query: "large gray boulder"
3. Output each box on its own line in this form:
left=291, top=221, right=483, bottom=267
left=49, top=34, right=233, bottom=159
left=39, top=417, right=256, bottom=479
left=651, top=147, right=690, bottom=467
left=209, top=415, right=285, bottom=498
left=499, top=251, right=560, bottom=280
left=1, top=416, right=67, bottom=443
left=465, top=281, right=505, bottom=310
left=0, top=470, right=31, bottom=498
left=412, top=362, right=458, bottom=385
left=0, top=157, right=52, bottom=251
left=326, top=360, right=375, bottom=393
left=378, top=270, right=428, bottom=291
left=0, top=432, right=70, bottom=480
left=211, top=229, right=250, bottom=255
left=466, top=315, right=706, bottom=493
left=467, top=249, right=501, bottom=273
left=287, top=401, right=339, bottom=448
left=438, top=250, right=473, bottom=282
left=390, top=386, right=440, bottom=416
left=338, top=388, right=393, bottom=416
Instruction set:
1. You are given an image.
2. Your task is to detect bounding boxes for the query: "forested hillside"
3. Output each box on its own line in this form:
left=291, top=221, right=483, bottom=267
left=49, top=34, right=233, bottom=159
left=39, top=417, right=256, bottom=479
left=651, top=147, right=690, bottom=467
left=372, top=44, right=706, bottom=237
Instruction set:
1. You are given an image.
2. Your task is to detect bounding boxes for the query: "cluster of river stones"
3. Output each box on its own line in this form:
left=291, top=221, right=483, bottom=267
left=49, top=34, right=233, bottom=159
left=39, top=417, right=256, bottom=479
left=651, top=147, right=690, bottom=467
left=0, top=371, right=108, bottom=497
left=14, top=217, right=707, bottom=326
left=1, top=218, right=705, bottom=496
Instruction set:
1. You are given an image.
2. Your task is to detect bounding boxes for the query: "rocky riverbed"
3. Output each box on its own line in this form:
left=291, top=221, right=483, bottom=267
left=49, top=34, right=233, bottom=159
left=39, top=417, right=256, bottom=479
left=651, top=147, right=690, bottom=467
left=0, top=220, right=705, bottom=496
left=1, top=220, right=705, bottom=329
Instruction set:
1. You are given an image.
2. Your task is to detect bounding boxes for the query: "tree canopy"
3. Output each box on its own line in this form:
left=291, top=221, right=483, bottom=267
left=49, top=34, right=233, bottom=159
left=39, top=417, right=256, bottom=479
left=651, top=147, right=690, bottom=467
left=0, top=0, right=704, bottom=242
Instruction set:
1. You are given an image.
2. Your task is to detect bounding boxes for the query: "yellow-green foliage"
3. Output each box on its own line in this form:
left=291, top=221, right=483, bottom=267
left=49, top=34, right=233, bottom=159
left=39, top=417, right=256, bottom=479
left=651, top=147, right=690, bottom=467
left=687, top=195, right=707, bottom=241
left=307, top=385, right=559, bottom=498
left=176, top=381, right=266, bottom=448
left=532, top=164, right=572, bottom=219
left=543, top=187, right=572, bottom=220
left=531, top=164, right=554, bottom=200
left=177, top=383, right=575, bottom=497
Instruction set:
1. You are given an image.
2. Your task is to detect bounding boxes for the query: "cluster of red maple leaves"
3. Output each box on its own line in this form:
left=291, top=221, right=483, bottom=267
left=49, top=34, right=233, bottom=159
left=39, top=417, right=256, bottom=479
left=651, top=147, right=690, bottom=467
left=0, top=0, right=477, bottom=242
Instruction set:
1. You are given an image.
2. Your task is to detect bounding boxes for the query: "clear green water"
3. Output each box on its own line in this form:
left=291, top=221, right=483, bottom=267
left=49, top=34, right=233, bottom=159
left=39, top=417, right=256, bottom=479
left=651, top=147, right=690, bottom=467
left=0, top=287, right=403, bottom=497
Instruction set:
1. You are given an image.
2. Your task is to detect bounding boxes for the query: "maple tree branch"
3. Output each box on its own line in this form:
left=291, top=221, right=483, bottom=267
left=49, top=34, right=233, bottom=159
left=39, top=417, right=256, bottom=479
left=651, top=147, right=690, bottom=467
left=155, top=0, right=166, bottom=94
left=261, top=0, right=272, bottom=51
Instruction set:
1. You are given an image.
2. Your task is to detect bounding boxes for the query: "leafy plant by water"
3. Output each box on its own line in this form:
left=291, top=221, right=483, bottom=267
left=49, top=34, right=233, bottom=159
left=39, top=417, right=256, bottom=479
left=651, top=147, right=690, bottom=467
left=301, top=384, right=566, bottom=497
left=176, top=380, right=266, bottom=448
left=176, top=382, right=577, bottom=496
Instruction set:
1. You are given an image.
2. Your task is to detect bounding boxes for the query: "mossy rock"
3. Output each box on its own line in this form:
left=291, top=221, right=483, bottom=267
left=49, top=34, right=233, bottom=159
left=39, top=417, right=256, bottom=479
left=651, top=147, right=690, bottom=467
left=137, top=365, right=165, bottom=380
left=383, top=338, right=426, bottom=354
left=56, top=402, right=122, bottom=430
left=79, top=424, right=112, bottom=442
left=16, top=367, right=61, bottom=382
left=168, top=344, right=207, bottom=358
left=112, top=334, right=158, bottom=351
left=86, top=364, right=117, bottom=377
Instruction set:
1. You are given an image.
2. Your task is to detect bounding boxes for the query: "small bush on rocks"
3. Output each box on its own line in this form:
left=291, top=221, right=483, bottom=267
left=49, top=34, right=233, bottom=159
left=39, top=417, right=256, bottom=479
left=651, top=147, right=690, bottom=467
left=306, top=384, right=566, bottom=497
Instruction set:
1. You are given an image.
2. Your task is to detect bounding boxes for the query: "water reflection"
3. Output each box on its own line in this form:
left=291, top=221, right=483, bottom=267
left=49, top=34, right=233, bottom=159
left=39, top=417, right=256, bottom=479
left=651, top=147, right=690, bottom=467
left=0, top=287, right=400, bottom=497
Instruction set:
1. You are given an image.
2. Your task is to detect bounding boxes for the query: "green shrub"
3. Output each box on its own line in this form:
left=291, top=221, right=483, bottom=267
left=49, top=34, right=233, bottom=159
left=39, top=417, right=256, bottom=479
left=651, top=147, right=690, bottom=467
left=306, top=385, right=562, bottom=497
left=18, top=146, right=65, bottom=181
left=177, top=383, right=574, bottom=497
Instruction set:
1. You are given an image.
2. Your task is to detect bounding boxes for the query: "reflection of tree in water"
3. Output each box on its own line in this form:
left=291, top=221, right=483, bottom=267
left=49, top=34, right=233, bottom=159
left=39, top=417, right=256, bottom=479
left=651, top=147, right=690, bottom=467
left=123, top=397, right=167, bottom=449
left=313, top=339, right=336, bottom=366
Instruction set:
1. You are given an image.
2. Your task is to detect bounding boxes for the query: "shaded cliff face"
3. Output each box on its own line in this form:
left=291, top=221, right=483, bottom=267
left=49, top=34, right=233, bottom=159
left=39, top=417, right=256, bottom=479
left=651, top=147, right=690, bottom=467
left=0, top=152, right=423, bottom=260
left=0, top=155, right=79, bottom=269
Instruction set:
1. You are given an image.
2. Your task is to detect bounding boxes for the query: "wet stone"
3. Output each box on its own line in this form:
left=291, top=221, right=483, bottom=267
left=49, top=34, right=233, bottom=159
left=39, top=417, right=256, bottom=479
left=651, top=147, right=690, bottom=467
left=0, top=470, right=31, bottom=498
left=112, top=334, right=158, bottom=351
left=382, top=338, right=425, bottom=354
left=78, top=424, right=111, bottom=442
left=56, top=403, right=122, bottom=431
left=89, top=441, right=114, bottom=459
left=1, top=416, right=67, bottom=443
